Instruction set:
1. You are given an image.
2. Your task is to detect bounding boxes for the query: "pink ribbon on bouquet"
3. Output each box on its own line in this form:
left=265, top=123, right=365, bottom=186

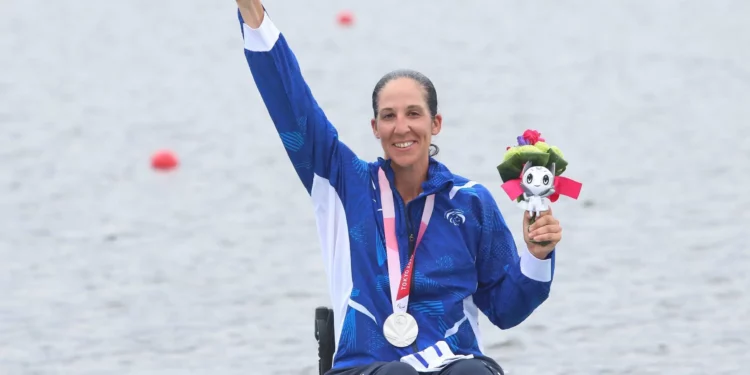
left=501, top=172, right=582, bottom=203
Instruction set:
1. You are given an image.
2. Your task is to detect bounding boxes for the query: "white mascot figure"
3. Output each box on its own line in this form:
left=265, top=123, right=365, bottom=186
left=517, top=161, right=556, bottom=218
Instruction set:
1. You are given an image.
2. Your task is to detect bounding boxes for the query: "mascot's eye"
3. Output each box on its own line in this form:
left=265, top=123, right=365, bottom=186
left=526, top=174, right=533, bottom=184
left=543, top=175, right=550, bottom=185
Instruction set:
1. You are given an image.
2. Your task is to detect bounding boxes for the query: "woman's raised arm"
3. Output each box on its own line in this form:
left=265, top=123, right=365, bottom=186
left=236, top=1, right=359, bottom=193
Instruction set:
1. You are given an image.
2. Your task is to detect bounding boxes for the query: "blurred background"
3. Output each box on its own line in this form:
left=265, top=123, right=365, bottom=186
left=1, top=0, right=748, bottom=374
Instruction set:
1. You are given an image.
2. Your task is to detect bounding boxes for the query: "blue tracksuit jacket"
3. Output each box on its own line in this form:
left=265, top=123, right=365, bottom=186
left=237, top=9, right=555, bottom=372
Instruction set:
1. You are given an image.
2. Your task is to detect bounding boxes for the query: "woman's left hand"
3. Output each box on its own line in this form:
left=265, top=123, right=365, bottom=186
left=523, top=208, right=562, bottom=259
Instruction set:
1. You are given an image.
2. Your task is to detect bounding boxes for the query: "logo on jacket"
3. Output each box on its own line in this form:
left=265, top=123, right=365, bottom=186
left=444, top=209, right=465, bottom=226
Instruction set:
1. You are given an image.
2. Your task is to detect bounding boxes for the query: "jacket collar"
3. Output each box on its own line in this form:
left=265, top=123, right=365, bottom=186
left=376, top=157, right=455, bottom=196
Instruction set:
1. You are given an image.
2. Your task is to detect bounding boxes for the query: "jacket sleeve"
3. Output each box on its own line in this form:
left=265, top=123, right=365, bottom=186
left=238, top=9, right=360, bottom=194
left=472, top=187, right=555, bottom=329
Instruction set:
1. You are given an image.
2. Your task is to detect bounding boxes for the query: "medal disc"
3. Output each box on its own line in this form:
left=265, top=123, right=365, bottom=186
left=383, top=312, right=419, bottom=347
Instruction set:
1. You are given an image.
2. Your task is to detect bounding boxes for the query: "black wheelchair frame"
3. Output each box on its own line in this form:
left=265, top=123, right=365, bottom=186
left=314, top=307, right=505, bottom=375
left=314, top=306, right=336, bottom=375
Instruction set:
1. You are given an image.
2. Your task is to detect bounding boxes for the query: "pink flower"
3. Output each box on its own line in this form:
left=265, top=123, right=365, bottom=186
left=522, top=129, right=542, bottom=145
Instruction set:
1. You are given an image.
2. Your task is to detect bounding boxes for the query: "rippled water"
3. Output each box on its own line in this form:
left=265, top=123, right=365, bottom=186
left=1, top=0, right=749, bottom=374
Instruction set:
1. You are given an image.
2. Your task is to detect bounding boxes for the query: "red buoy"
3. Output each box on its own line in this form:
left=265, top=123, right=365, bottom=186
left=337, top=10, right=354, bottom=27
left=151, top=150, right=178, bottom=171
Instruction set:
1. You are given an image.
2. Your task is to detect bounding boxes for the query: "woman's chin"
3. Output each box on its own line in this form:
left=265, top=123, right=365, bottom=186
left=389, top=153, right=423, bottom=170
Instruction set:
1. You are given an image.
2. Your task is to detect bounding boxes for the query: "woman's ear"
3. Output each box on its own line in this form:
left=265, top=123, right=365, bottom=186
left=431, top=113, right=443, bottom=135
left=371, top=118, right=380, bottom=138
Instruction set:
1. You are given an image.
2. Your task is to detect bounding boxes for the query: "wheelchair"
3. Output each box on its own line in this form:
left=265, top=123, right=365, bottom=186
left=314, top=306, right=336, bottom=375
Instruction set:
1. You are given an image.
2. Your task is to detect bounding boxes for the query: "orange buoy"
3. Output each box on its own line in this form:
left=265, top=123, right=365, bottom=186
left=337, top=10, right=354, bottom=27
left=151, top=150, right=178, bottom=171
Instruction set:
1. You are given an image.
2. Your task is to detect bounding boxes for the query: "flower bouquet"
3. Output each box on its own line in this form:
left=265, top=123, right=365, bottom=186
left=496, top=130, right=583, bottom=243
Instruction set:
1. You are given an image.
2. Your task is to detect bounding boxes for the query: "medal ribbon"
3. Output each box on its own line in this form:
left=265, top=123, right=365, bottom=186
left=378, top=167, right=435, bottom=315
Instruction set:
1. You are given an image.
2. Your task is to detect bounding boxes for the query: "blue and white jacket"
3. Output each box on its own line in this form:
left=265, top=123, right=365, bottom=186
left=238, top=10, right=555, bottom=372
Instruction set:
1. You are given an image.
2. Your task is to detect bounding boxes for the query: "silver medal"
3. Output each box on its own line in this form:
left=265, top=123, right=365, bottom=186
left=383, top=312, right=419, bottom=347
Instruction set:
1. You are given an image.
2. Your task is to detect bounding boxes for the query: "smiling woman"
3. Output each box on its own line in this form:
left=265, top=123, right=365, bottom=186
left=235, top=0, right=565, bottom=374
left=370, top=69, right=443, bottom=203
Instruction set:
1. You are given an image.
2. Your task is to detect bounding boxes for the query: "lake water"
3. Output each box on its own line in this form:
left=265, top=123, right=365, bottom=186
left=1, top=0, right=748, bottom=374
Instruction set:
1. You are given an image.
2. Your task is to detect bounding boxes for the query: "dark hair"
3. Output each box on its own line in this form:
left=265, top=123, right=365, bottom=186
left=371, top=69, right=440, bottom=157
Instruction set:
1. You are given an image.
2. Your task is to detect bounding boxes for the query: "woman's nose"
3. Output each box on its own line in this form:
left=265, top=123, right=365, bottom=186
left=393, top=116, right=410, bottom=135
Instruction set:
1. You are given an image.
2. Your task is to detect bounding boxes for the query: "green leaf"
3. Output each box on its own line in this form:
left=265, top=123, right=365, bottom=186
left=545, top=148, right=568, bottom=176
left=496, top=147, right=551, bottom=182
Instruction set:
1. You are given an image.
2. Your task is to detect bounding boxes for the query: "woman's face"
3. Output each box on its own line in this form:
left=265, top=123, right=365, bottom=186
left=371, top=78, right=442, bottom=169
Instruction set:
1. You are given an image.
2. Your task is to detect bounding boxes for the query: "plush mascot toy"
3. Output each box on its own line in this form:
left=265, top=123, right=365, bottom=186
left=496, top=129, right=583, bottom=245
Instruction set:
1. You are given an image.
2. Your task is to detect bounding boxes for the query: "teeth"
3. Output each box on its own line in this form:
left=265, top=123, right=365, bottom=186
left=394, top=142, right=414, bottom=148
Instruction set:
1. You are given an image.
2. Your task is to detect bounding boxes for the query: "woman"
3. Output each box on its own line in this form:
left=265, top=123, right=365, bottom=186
left=236, top=1, right=563, bottom=374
